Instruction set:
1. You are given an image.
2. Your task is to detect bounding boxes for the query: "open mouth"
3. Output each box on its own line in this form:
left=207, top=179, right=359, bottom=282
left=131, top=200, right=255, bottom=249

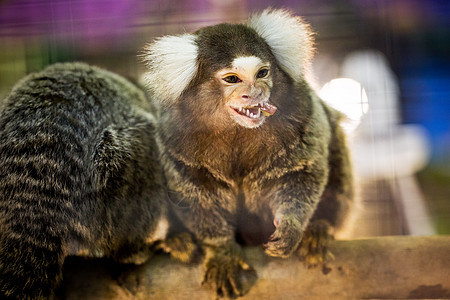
left=228, top=101, right=277, bottom=128
left=230, top=102, right=277, bottom=119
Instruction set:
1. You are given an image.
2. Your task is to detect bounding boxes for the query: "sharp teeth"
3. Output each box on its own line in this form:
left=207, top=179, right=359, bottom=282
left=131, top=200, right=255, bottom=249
left=235, top=106, right=263, bottom=118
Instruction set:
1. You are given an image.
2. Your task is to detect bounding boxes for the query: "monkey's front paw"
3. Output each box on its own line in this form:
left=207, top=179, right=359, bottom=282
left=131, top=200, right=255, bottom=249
left=264, top=217, right=303, bottom=258
left=297, top=220, right=334, bottom=268
left=202, top=246, right=257, bottom=298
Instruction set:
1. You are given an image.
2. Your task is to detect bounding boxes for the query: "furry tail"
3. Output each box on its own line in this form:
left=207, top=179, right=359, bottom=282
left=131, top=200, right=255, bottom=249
left=0, top=229, right=65, bottom=299
left=0, top=165, right=69, bottom=299
left=0, top=134, right=74, bottom=299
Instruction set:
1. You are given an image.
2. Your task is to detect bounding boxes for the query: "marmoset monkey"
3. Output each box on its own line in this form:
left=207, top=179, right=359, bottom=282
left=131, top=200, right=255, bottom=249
left=0, top=63, right=167, bottom=299
left=143, top=9, right=354, bottom=298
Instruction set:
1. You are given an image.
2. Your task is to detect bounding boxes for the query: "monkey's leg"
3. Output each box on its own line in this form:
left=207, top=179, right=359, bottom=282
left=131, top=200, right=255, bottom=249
left=107, top=239, right=155, bottom=265
left=162, top=157, right=259, bottom=298
left=264, top=163, right=328, bottom=259
left=191, top=214, right=258, bottom=298
left=108, top=232, right=201, bottom=294
left=202, top=240, right=257, bottom=299
left=156, top=231, right=202, bottom=264
left=297, top=219, right=334, bottom=268
left=297, top=109, right=354, bottom=268
left=105, top=239, right=156, bottom=296
left=192, top=226, right=258, bottom=298
left=94, top=120, right=166, bottom=266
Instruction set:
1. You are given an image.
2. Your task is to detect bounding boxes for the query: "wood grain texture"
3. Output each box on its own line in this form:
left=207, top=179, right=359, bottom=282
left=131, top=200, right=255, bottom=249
left=60, top=236, right=450, bottom=299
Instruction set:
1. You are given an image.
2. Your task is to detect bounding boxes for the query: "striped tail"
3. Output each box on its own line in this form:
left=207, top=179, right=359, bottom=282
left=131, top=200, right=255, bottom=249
left=0, top=126, right=82, bottom=299
left=0, top=228, right=65, bottom=299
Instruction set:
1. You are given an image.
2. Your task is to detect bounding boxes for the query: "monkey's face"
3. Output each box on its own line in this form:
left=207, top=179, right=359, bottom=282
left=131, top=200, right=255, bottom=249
left=144, top=13, right=313, bottom=130
left=216, top=56, right=277, bottom=128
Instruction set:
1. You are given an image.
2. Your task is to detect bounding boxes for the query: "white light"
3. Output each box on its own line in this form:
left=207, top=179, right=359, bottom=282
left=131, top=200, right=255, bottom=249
left=319, top=78, right=369, bottom=134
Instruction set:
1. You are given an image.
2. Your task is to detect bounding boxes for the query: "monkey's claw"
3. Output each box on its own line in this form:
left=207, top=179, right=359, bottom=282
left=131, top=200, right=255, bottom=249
left=202, top=246, right=257, bottom=298
left=264, top=219, right=303, bottom=258
left=297, top=220, right=334, bottom=268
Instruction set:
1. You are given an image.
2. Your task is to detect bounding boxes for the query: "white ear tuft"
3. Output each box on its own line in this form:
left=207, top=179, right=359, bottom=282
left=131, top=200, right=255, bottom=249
left=248, top=9, right=314, bottom=82
left=142, top=34, right=198, bottom=103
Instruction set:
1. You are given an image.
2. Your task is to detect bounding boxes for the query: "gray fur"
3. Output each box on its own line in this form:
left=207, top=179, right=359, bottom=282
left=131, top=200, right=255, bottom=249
left=143, top=9, right=354, bottom=298
left=0, top=63, right=166, bottom=299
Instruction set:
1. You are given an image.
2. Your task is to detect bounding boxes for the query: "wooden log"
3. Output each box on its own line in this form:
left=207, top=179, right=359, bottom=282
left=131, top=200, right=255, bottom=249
left=60, top=236, right=450, bottom=299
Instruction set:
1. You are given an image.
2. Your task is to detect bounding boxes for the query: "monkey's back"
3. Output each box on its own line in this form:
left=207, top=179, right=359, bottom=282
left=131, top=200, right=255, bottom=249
left=0, top=62, right=147, bottom=240
left=0, top=63, right=164, bottom=299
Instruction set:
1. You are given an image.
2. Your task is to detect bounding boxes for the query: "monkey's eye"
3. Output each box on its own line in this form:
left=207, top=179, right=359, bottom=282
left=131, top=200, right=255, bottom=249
left=223, top=75, right=241, bottom=84
left=256, top=68, right=269, bottom=78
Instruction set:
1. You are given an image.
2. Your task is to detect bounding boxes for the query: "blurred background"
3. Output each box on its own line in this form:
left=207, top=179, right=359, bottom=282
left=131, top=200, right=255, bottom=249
left=0, top=0, right=449, bottom=238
